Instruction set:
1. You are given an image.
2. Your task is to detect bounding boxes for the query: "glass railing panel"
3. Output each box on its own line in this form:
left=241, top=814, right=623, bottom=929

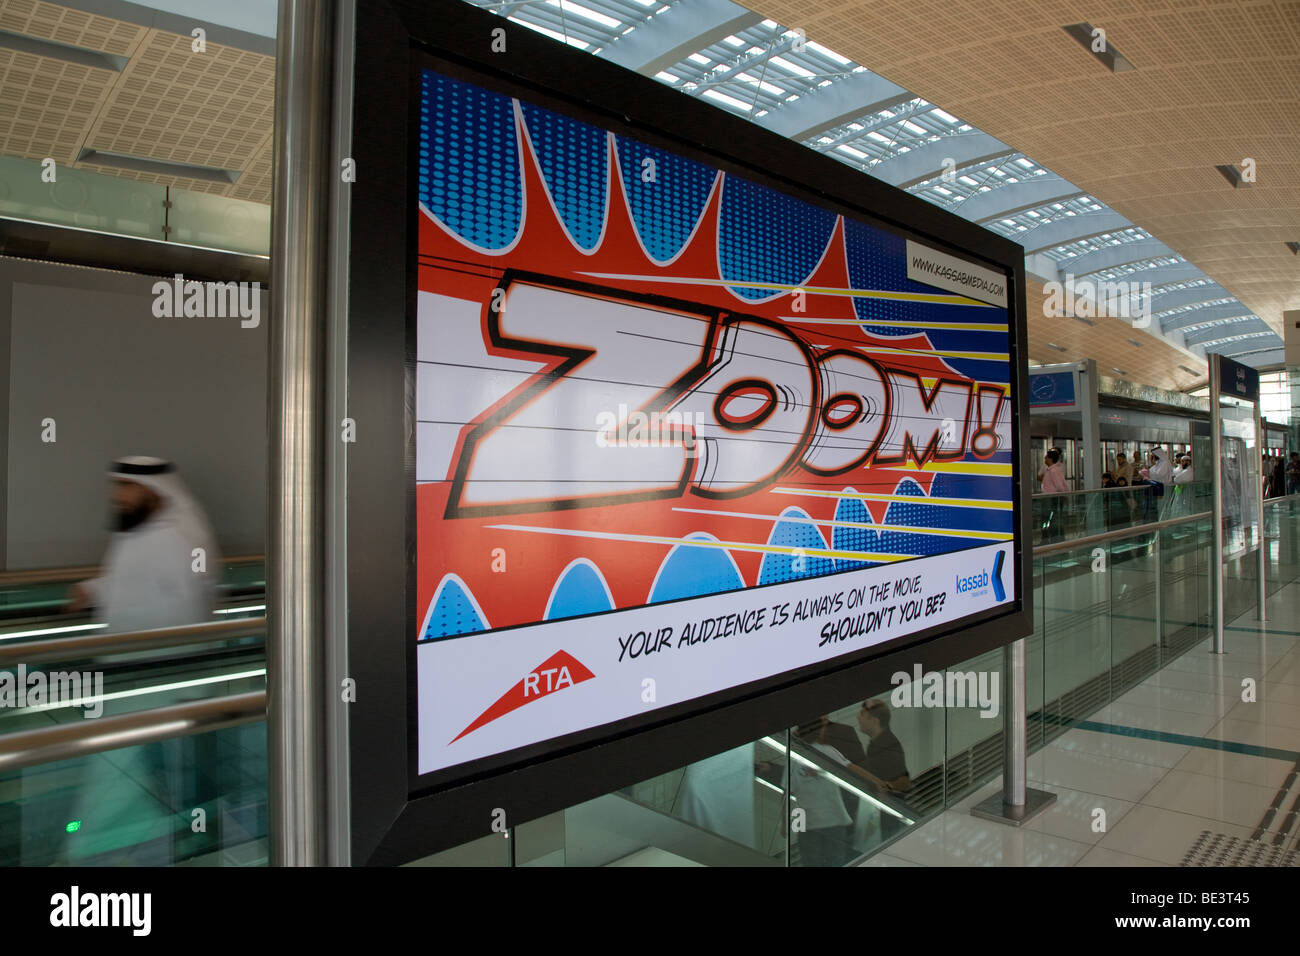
left=1109, top=534, right=1158, bottom=695
left=1032, top=484, right=1157, bottom=547
left=0, top=720, right=266, bottom=866
left=1158, top=517, right=1208, bottom=657
left=941, top=647, right=1003, bottom=805
left=1040, top=538, right=1113, bottom=734
left=790, top=696, right=924, bottom=865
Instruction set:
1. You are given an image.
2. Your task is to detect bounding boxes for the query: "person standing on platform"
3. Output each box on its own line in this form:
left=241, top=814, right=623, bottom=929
left=1287, top=452, right=1300, bottom=496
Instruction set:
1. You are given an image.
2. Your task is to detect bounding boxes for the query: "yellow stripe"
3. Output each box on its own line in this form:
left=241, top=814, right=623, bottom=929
left=670, top=507, right=1013, bottom=541
left=775, top=487, right=1013, bottom=510
left=882, top=460, right=1013, bottom=477
left=784, top=317, right=1008, bottom=332
left=487, top=523, right=916, bottom=563
left=862, top=345, right=1009, bottom=361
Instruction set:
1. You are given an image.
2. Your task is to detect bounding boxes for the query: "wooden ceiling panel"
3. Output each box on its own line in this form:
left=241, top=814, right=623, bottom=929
left=751, top=0, right=1300, bottom=363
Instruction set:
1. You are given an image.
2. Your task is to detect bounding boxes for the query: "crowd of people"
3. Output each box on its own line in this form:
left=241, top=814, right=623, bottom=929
left=1264, top=451, right=1300, bottom=499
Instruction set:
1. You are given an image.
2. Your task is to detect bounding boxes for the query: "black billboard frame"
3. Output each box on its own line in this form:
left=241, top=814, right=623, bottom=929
left=347, top=0, right=1033, bottom=866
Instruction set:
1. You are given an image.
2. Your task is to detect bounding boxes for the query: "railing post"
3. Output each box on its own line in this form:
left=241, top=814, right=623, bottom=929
left=1209, top=357, right=1225, bottom=654
left=970, top=636, right=1055, bottom=826
left=1256, top=403, right=1268, bottom=622
left=1153, top=529, right=1163, bottom=661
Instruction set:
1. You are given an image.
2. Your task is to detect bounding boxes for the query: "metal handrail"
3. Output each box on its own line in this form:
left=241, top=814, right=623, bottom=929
left=1030, top=481, right=1212, bottom=500
left=1033, top=510, right=1212, bottom=557
left=0, top=554, right=264, bottom=588
left=0, top=616, right=266, bottom=666
left=0, top=691, right=266, bottom=772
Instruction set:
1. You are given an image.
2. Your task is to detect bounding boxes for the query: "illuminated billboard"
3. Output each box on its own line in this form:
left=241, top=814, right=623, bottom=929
left=346, top=0, right=1029, bottom=863
left=414, top=67, right=1017, bottom=777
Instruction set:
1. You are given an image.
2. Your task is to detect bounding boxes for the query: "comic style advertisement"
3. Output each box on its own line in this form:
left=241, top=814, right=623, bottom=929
left=414, top=68, right=1016, bottom=775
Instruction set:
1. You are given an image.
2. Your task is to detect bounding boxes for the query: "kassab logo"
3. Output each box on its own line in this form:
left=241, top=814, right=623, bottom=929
left=451, top=650, right=595, bottom=743
left=990, top=550, right=1006, bottom=602
left=955, top=550, right=1008, bottom=601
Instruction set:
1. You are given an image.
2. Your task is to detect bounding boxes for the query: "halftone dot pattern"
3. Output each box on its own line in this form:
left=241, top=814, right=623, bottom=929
left=423, top=577, right=487, bottom=640
left=758, top=509, right=835, bottom=584
left=832, top=495, right=876, bottom=571
left=520, top=102, right=607, bottom=251
left=719, top=175, right=836, bottom=301
left=844, top=219, right=917, bottom=335
left=616, top=136, right=716, bottom=262
left=880, top=479, right=949, bottom=556
left=649, top=533, right=745, bottom=602
left=545, top=561, right=614, bottom=621
left=418, top=70, right=521, bottom=250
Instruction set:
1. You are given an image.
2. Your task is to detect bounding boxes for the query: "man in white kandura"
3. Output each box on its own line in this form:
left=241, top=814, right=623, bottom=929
left=69, top=456, right=220, bottom=633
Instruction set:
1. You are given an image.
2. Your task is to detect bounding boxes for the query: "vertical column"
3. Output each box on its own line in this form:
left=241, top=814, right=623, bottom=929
left=1210, top=356, right=1225, bottom=653
left=1003, top=639, right=1027, bottom=809
left=268, top=0, right=335, bottom=867
left=325, top=0, right=357, bottom=868
left=1080, top=359, right=1102, bottom=491
left=1257, top=398, right=1267, bottom=621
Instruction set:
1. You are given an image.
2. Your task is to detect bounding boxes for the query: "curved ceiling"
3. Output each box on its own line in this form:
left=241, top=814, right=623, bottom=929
left=461, top=0, right=1298, bottom=384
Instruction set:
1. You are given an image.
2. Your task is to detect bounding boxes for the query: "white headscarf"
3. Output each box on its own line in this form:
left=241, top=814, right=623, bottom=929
left=108, top=456, right=220, bottom=563
left=1148, top=447, right=1173, bottom=485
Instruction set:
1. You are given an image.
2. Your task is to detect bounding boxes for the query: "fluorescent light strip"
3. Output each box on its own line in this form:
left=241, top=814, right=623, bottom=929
left=760, top=736, right=909, bottom=821
left=487, top=523, right=916, bottom=563
left=13, top=668, right=266, bottom=716
left=0, top=623, right=106, bottom=643
left=77, top=148, right=240, bottom=185
left=671, top=507, right=1013, bottom=541
left=0, top=28, right=127, bottom=71
left=214, top=605, right=267, bottom=615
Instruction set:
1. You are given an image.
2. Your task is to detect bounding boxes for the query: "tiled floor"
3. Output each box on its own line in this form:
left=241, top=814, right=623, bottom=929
left=867, top=580, right=1300, bottom=867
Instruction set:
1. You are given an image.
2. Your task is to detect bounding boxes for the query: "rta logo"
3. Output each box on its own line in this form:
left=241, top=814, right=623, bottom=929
left=523, top=664, right=576, bottom=697
left=444, top=275, right=1007, bottom=518
left=452, top=650, right=595, bottom=743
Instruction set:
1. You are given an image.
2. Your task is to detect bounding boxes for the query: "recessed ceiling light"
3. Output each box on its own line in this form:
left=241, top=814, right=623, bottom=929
left=1071, top=315, right=1096, bottom=326
left=1126, top=338, right=1142, bottom=347
left=77, top=148, right=240, bottom=185
left=1286, top=241, right=1300, bottom=255
left=1047, top=343, right=1068, bottom=352
left=0, top=27, right=127, bottom=71
left=1215, top=164, right=1253, bottom=189
left=1178, top=365, right=1200, bottom=376
left=1062, top=22, right=1134, bottom=72
left=1112, top=367, right=1126, bottom=374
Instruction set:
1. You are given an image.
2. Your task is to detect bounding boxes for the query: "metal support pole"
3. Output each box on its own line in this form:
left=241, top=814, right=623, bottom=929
left=1153, top=529, right=1163, bottom=659
left=970, top=637, right=1054, bottom=826
left=324, top=0, right=356, bottom=869
left=268, top=0, right=334, bottom=867
left=1081, top=360, right=1104, bottom=535
left=1256, top=401, right=1267, bottom=622
left=1209, top=357, right=1225, bottom=653
left=1003, top=639, right=1026, bottom=807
